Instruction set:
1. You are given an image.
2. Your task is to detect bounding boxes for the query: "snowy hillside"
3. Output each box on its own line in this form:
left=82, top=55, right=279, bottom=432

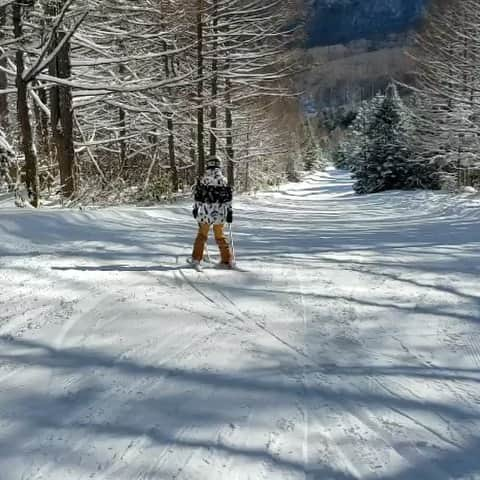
left=1, top=170, right=480, bottom=479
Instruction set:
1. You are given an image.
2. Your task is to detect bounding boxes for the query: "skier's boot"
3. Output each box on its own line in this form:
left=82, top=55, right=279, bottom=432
left=187, top=258, right=203, bottom=271
left=217, top=260, right=234, bottom=269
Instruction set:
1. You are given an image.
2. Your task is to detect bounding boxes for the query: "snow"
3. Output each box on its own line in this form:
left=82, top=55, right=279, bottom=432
left=1, top=169, right=480, bottom=480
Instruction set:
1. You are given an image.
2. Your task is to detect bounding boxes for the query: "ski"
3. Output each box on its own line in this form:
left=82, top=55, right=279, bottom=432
left=203, top=258, right=247, bottom=272
left=226, top=264, right=248, bottom=273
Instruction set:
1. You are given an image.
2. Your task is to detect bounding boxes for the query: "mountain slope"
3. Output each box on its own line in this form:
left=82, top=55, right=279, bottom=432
left=1, top=170, right=480, bottom=479
left=307, top=0, right=426, bottom=47
left=303, top=0, right=427, bottom=109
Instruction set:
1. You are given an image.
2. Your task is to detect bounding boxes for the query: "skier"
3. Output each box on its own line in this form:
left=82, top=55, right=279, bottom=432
left=191, top=155, right=233, bottom=268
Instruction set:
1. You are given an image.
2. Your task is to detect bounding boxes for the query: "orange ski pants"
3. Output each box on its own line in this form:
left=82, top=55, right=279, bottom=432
left=192, top=223, right=232, bottom=264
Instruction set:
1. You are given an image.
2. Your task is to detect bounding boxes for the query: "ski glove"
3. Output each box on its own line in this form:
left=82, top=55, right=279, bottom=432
left=226, top=209, right=233, bottom=224
left=192, top=205, right=198, bottom=219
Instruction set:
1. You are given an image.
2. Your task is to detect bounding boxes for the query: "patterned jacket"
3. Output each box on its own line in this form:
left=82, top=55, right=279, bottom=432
left=193, top=168, right=233, bottom=225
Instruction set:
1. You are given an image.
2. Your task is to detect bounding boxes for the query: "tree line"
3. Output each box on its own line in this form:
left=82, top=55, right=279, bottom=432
left=333, top=0, right=480, bottom=194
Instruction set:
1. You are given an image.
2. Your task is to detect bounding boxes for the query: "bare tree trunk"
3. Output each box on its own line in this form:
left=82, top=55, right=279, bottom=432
left=33, top=83, right=52, bottom=166
left=225, top=100, right=234, bottom=187
left=33, top=14, right=51, bottom=171
left=286, top=135, right=297, bottom=181
left=118, top=48, right=127, bottom=174
left=209, top=0, right=218, bottom=159
left=244, top=126, right=251, bottom=191
left=189, top=127, right=196, bottom=177
left=196, top=0, right=205, bottom=177
left=0, top=6, right=8, bottom=132
left=13, top=2, right=40, bottom=207
left=48, top=2, right=75, bottom=199
left=167, top=114, right=178, bottom=191
left=118, top=102, right=126, bottom=171
left=224, top=43, right=234, bottom=186
left=55, top=36, right=75, bottom=197
left=161, top=14, right=178, bottom=193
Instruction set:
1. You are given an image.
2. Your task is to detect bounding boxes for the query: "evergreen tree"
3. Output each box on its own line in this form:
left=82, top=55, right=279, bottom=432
left=352, top=85, right=408, bottom=193
left=333, top=93, right=383, bottom=171
left=333, top=85, right=441, bottom=192
left=352, top=84, right=437, bottom=194
left=332, top=141, right=350, bottom=170
left=302, top=118, right=325, bottom=171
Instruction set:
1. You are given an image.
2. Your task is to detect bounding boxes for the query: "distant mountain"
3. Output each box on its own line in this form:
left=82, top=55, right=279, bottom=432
left=306, top=0, right=426, bottom=48
left=302, top=0, right=428, bottom=111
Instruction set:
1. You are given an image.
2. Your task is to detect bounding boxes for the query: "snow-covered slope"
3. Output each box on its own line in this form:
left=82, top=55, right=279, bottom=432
left=1, top=170, right=480, bottom=479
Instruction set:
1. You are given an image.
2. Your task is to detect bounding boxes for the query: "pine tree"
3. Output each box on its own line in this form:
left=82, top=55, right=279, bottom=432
left=353, top=84, right=413, bottom=194
left=333, top=93, right=383, bottom=171
left=302, top=117, right=324, bottom=171
left=351, top=84, right=441, bottom=194
left=332, top=141, right=349, bottom=170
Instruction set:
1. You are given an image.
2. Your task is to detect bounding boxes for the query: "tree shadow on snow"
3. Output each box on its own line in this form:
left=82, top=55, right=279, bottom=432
left=51, top=263, right=187, bottom=273
left=1, top=335, right=480, bottom=479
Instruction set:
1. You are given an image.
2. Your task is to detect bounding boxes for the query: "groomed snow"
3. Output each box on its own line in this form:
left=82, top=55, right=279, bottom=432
left=1, top=170, right=480, bottom=479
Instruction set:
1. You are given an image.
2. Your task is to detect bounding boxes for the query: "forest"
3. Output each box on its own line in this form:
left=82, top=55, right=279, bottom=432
left=333, top=0, right=480, bottom=194
left=0, top=0, right=313, bottom=207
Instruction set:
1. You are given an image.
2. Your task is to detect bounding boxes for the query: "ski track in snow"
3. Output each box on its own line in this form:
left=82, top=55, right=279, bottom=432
left=1, top=169, right=480, bottom=479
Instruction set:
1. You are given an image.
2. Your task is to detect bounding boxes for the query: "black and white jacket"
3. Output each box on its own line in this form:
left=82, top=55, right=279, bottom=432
left=193, top=168, right=233, bottom=225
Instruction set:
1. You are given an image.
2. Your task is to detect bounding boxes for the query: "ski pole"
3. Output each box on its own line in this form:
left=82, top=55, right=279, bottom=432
left=228, top=223, right=236, bottom=264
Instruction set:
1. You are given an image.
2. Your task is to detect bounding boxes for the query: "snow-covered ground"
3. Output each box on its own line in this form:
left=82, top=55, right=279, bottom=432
left=1, top=170, right=480, bottom=480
